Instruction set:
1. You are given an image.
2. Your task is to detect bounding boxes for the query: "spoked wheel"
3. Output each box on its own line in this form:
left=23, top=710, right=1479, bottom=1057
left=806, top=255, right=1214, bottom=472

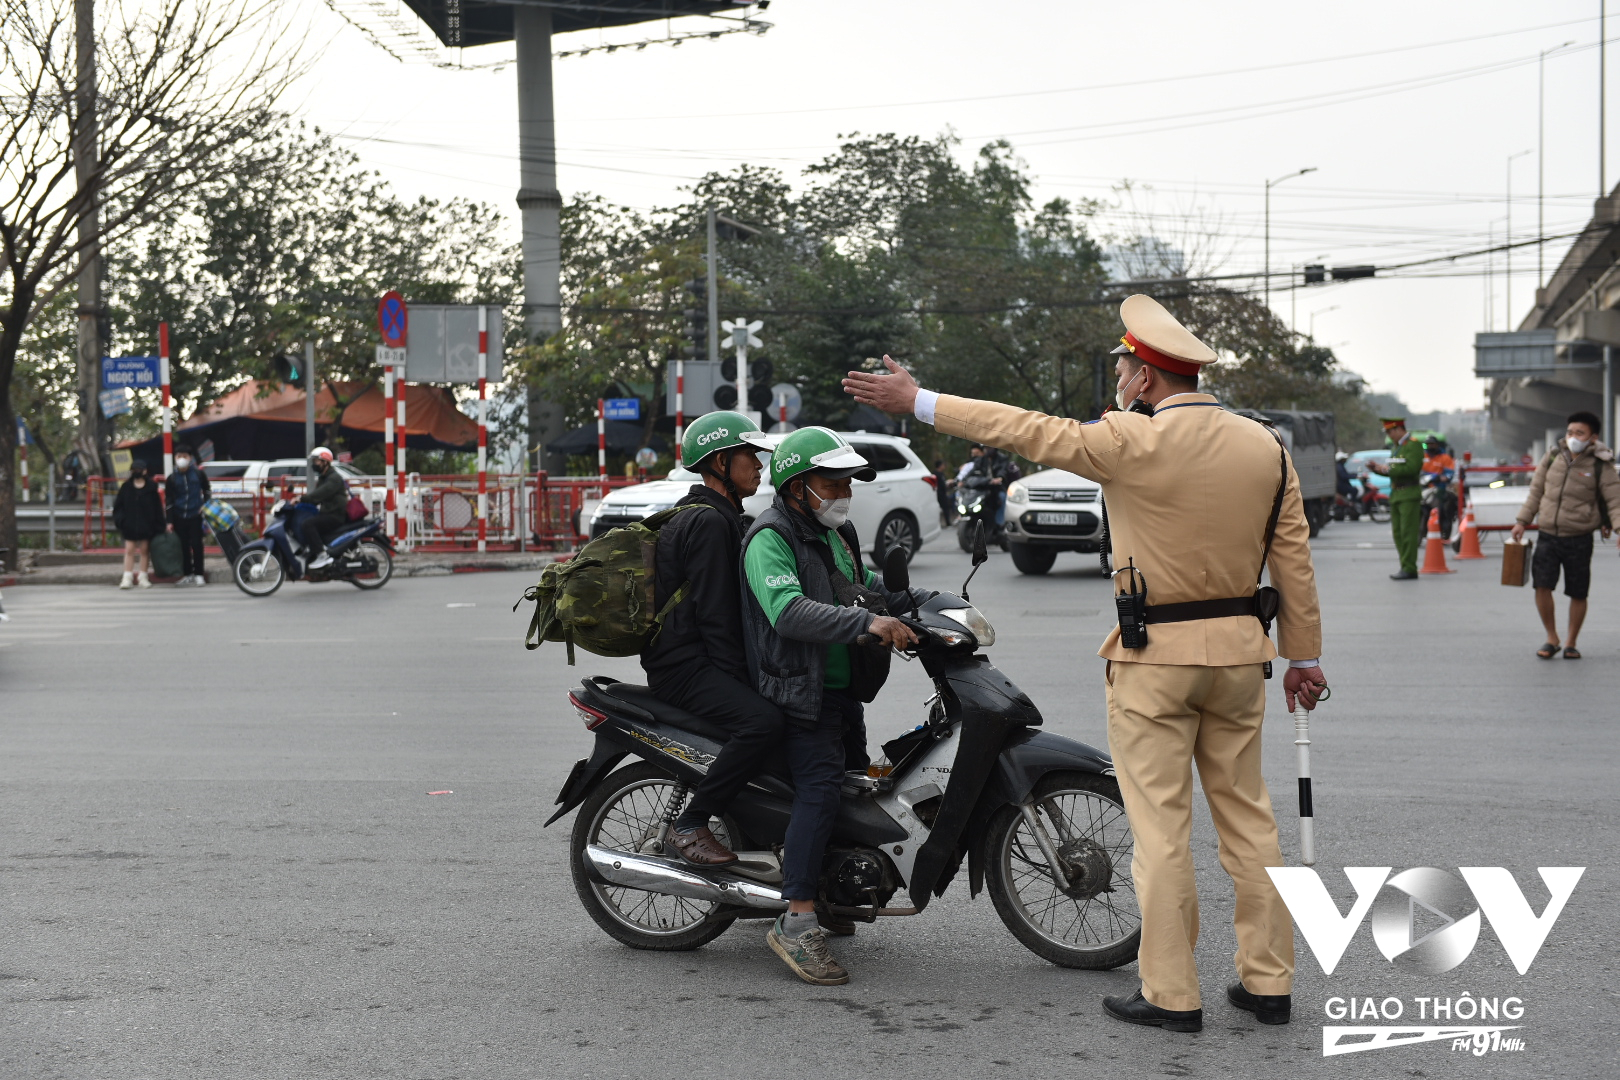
left=232, top=549, right=284, bottom=597
left=985, top=771, right=1141, bottom=969
left=570, top=761, right=737, bottom=951
left=346, top=540, right=394, bottom=590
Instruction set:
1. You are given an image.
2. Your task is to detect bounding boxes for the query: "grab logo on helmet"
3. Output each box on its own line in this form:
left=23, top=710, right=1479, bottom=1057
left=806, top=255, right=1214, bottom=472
left=696, top=428, right=730, bottom=446
left=779, top=452, right=802, bottom=469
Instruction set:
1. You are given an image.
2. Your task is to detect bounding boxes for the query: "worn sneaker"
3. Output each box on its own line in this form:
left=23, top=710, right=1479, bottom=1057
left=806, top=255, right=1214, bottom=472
left=767, top=916, right=850, bottom=985
left=119, top=572, right=134, bottom=590
left=136, top=572, right=151, bottom=588
left=309, top=552, right=334, bottom=570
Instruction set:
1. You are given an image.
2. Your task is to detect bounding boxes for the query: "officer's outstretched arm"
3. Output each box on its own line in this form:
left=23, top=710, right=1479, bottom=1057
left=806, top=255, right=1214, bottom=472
left=930, top=395, right=1127, bottom=484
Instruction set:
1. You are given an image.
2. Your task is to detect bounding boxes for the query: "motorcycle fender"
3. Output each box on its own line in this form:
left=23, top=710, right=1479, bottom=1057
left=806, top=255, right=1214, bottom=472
left=236, top=537, right=274, bottom=556
left=543, top=735, right=626, bottom=827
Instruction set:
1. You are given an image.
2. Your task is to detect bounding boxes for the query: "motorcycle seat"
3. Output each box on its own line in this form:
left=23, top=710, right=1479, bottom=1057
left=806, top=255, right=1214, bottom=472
left=598, top=682, right=734, bottom=745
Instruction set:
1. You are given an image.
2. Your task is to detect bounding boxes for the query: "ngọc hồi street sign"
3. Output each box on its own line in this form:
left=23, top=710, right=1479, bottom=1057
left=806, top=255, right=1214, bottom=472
left=102, top=356, right=160, bottom=390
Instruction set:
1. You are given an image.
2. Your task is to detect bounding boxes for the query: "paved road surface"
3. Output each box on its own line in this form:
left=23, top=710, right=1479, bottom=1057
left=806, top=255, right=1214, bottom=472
left=3, top=518, right=1616, bottom=1078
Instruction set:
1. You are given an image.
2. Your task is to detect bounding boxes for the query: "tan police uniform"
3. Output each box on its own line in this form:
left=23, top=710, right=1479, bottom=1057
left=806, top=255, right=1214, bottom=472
left=916, top=295, right=1323, bottom=1012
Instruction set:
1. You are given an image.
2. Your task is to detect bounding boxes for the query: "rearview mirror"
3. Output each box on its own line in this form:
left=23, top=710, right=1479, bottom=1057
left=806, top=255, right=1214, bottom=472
left=971, top=520, right=988, bottom=565
left=882, top=546, right=910, bottom=593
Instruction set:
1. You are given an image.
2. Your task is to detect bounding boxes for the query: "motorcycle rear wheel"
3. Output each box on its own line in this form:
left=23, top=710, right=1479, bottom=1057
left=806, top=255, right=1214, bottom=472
left=346, top=540, right=394, bottom=590
left=233, top=550, right=284, bottom=597
left=985, top=771, right=1141, bottom=970
left=570, top=761, right=738, bottom=951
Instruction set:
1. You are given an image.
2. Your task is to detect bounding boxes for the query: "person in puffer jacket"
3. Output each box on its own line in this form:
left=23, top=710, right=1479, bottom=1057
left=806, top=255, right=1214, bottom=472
left=1512, top=411, right=1620, bottom=659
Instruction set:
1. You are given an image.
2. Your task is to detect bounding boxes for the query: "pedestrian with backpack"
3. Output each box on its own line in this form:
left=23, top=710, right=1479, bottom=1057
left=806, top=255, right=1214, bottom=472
left=640, top=411, right=787, bottom=867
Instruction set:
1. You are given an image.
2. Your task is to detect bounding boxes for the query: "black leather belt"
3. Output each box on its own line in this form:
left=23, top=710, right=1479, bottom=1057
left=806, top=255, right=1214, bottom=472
left=1144, top=596, right=1257, bottom=624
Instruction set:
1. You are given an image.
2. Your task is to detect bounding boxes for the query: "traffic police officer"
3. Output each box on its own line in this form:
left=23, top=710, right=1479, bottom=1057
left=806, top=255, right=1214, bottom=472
left=843, top=295, right=1328, bottom=1034
left=1367, top=417, right=1424, bottom=579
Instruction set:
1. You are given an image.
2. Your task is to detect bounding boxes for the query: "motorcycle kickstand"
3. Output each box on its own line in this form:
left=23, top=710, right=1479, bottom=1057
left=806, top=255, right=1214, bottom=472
left=1019, top=801, right=1074, bottom=890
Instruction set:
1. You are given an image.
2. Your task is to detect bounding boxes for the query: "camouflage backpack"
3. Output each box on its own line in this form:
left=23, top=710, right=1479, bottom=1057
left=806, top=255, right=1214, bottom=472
left=516, top=504, right=706, bottom=664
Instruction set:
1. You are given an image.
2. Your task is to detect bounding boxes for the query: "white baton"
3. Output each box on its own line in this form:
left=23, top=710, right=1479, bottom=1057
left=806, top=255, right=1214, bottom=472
left=1294, top=704, right=1315, bottom=866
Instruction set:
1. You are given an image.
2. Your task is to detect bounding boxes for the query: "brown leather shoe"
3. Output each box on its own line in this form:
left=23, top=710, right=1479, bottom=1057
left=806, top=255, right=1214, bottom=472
left=667, top=826, right=738, bottom=866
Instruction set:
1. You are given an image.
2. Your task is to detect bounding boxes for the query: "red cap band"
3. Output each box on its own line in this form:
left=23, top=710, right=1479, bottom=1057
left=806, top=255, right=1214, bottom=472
left=1122, top=332, right=1203, bottom=378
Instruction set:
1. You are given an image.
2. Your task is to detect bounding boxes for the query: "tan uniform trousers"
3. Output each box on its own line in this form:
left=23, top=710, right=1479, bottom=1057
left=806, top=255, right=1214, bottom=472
left=1105, top=660, right=1294, bottom=1012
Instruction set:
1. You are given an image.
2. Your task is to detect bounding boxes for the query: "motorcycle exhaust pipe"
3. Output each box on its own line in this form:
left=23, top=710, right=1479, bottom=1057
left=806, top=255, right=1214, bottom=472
left=584, top=844, right=787, bottom=911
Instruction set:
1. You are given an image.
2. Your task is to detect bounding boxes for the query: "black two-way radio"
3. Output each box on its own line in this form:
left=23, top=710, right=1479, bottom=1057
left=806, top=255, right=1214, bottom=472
left=1112, top=559, right=1149, bottom=649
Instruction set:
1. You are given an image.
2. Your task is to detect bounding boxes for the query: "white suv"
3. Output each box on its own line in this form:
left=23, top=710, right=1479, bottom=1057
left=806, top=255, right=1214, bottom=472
left=588, top=432, right=942, bottom=566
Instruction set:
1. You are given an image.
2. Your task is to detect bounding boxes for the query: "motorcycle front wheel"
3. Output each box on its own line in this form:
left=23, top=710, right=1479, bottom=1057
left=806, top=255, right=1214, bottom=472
left=233, top=549, right=284, bottom=597
left=985, top=771, right=1141, bottom=970
left=570, top=761, right=738, bottom=951
left=346, top=539, right=394, bottom=590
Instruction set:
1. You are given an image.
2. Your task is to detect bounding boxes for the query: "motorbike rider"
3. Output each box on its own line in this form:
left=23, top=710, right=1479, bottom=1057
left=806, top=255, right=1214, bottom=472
left=964, top=443, right=1019, bottom=532
left=740, top=426, right=921, bottom=986
left=298, top=447, right=349, bottom=570
left=641, top=411, right=786, bottom=868
left=1421, top=436, right=1459, bottom=540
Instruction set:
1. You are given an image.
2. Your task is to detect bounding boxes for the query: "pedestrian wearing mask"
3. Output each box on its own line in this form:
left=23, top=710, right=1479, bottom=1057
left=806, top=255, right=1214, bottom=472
left=164, top=445, right=212, bottom=586
left=112, top=459, right=164, bottom=589
left=844, top=294, right=1327, bottom=1033
left=1513, top=411, right=1620, bottom=659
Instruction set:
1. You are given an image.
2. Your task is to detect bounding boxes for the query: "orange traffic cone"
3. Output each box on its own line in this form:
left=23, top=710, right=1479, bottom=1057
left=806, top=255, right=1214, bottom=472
left=1456, top=501, right=1486, bottom=559
left=1420, top=508, right=1455, bottom=574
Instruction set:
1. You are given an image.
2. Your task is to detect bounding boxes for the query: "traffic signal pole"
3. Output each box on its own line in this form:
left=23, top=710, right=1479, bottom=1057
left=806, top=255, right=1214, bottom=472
left=304, top=341, right=316, bottom=455
left=706, top=208, right=719, bottom=366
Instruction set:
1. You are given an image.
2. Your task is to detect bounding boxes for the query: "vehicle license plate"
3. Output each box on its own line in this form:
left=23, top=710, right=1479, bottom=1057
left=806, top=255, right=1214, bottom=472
left=1036, top=512, right=1078, bottom=526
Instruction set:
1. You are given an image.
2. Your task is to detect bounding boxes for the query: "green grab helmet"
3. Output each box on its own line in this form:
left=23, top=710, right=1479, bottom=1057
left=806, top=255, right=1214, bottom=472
left=770, top=426, right=876, bottom=490
left=681, top=410, right=772, bottom=470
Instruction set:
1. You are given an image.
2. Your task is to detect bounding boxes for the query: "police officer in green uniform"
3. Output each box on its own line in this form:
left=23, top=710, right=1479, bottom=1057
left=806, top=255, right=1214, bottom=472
left=1368, top=417, right=1425, bottom=579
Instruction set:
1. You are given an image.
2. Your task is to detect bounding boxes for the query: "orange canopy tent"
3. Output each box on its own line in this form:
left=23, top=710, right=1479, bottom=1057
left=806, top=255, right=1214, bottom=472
left=123, top=379, right=477, bottom=463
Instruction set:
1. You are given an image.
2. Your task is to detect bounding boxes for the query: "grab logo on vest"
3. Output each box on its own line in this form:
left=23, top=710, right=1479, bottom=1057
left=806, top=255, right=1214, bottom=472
left=763, top=573, right=800, bottom=589
left=1267, top=866, right=1585, bottom=1059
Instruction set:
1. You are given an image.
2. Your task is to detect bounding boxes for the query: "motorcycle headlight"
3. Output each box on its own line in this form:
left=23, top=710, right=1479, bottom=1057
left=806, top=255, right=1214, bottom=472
left=937, top=606, right=996, bottom=647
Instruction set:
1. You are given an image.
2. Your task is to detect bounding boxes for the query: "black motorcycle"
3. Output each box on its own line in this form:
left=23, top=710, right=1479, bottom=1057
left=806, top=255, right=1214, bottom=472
left=955, top=473, right=1008, bottom=552
left=548, top=525, right=1141, bottom=969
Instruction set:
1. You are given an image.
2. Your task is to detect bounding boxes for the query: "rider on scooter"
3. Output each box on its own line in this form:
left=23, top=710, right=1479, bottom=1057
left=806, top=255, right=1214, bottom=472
left=299, top=447, right=349, bottom=570
left=740, top=427, right=923, bottom=986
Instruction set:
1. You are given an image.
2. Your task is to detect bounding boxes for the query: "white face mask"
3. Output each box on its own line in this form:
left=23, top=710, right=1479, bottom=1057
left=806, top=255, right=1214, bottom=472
left=174, top=456, right=191, bottom=470
left=1115, top=365, right=1145, bottom=412
left=807, top=485, right=852, bottom=529
left=1568, top=436, right=1590, bottom=454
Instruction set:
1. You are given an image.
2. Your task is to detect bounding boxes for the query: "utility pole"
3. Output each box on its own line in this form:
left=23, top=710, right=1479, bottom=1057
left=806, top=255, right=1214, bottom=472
left=1264, top=167, right=1315, bottom=355
left=514, top=7, right=564, bottom=473
left=72, top=0, right=106, bottom=478
left=1603, top=0, right=1608, bottom=197
left=705, top=208, right=719, bottom=365
left=304, top=341, right=316, bottom=454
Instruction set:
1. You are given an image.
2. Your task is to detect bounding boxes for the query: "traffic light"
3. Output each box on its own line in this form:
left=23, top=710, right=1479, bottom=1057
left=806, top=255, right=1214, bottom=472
left=1330, top=265, right=1376, bottom=281
left=747, top=358, right=774, bottom=411
left=1303, top=264, right=1326, bottom=284
left=683, top=278, right=708, bottom=360
left=274, top=352, right=307, bottom=389
left=712, top=384, right=739, bottom=409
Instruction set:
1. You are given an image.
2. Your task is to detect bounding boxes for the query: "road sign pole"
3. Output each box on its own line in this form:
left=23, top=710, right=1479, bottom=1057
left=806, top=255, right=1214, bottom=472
left=396, top=378, right=408, bottom=548
left=304, top=340, right=316, bottom=455
left=159, top=322, right=173, bottom=476
left=597, top=399, right=607, bottom=483
left=675, top=357, right=684, bottom=467
left=477, top=306, right=488, bottom=554
left=735, top=335, right=748, bottom=423
left=384, top=365, right=396, bottom=539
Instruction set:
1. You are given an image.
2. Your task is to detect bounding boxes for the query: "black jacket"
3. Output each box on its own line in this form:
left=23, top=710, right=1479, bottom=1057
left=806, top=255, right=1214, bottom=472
left=301, top=466, right=349, bottom=519
left=163, top=467, right=211, bottom=523
left=112, top=478, right=166, bottom=541
left=641, top=485, right=748, bottom=683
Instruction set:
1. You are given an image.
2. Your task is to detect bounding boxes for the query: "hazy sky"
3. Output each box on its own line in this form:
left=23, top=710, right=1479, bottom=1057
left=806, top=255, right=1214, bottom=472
left=279, top=0, right=1618, bottom=413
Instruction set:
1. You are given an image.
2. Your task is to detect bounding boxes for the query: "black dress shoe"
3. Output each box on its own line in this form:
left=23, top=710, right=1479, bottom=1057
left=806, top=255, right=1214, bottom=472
left=1227, top=982, right=1291, bottom=1025
left=1102, top=989, right=1202, bottom=1033
left=1389, top=569, right=1418, bottom=580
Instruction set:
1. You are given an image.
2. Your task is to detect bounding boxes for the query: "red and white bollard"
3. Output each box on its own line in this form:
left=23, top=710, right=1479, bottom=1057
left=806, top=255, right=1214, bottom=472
left=383, top=364, right=397, bottom=539
left=159, top=321, right=173, bottom=477
left=674, top=358, right=685, bottom=467
left=396, top=374, right=408, bottom=548
left=477, top=307, right=488, bottom=554
left=597, top=398, right=607, bottom=483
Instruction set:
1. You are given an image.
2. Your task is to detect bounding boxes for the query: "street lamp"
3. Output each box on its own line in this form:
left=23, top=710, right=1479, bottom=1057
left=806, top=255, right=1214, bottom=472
left=1265, top=167, right=1318, bottom=314
left=1505, top=149, right=1531, bottom=329
left=1540, top=42, right=1575, bottom=293
left=1308, top=306, right=1339, bottom=343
